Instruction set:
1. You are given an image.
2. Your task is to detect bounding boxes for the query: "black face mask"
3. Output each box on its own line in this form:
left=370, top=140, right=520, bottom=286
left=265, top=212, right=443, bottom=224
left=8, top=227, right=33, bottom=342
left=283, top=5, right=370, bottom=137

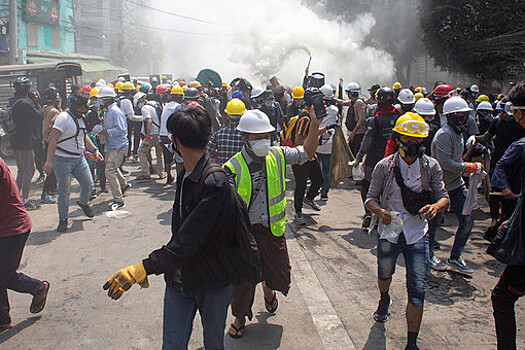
left=399, top=140, right=425, bottom=158
left=447, top=114, right=468, bottom=134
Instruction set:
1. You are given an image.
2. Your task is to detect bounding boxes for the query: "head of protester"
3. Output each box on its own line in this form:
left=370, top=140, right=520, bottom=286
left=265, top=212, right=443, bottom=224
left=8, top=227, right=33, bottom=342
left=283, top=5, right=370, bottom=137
left=414, top=98, right=436, bottom=123
left=13, top=76, right=32, bottom=96
left=69, top=93, right=89, bottom=117
left=225, top=98, right=246, bottom=126
left=237, top=109, right=275, bottom=160
left=43, top=88, right=61, bottom=109
left=98, top=86, right=117, bottom=109
left=291, top=85, right=305, bottom=108
left=184, top=87, right=200, bottom=102
left=345, top=82, right=361, bottom=101
left=433, top=83, right=454, bottom=112
left=506, top=81, right=525, bottom=129
left=442, top=96, right=472, bottom=135
left=121, top=82, right=135, bottom=98
left=169, top=85, right=184, bottom=104
left=250, top=86, right=266, bottom=109
left=392, top=112, right=429, bottom=161
left=167, top=106, right=211, bottom=160
left=376, top=86, right=396, bottom=107
left=397, top=89, right=416, bottom=114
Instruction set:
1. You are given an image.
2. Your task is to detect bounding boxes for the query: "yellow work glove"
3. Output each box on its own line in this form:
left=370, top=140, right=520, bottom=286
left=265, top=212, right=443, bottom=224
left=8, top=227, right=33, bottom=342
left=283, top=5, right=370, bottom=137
left=103, top=263, right=149, bottom=300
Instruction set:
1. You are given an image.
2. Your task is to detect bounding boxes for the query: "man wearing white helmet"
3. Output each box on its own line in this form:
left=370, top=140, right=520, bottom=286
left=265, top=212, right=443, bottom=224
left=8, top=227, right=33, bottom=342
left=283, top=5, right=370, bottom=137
left=334, top=82, right=367, bottom=155
left=431, top=96, right=485, bottom=274
left=475, top=101, right=494, bottom=135
left=395, top=89, right=416, bottom=115
left=95, top=86, right=130, bottom=210
left=224, top=106, right=325, bottom=339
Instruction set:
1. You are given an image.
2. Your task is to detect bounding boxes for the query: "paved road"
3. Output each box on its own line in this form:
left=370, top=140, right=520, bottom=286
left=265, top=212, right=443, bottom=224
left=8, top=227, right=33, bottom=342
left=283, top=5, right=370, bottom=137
left=1, top=159, right=523, bottom=349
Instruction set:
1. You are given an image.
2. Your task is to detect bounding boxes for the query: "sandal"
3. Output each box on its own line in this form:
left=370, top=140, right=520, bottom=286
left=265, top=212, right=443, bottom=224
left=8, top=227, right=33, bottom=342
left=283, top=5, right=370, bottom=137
left=265, top=292, right=279, bottom=313
left=228, top=323, right=245, bottom=338
left=30, top=281, right=50, bottom=314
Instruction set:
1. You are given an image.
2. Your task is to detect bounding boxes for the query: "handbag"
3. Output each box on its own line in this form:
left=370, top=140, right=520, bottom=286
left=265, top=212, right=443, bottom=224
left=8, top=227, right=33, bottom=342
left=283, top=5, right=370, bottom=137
left=393, top=166, right=433, bottom=216
left=486, top=146, right=525, bottom=266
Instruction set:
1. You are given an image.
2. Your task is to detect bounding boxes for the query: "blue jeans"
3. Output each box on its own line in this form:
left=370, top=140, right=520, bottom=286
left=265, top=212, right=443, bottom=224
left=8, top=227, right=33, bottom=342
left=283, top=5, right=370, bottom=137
left=163, top=284, right=232, bottom=350
left=448, top=185, right=474, bottom=259
left=317, top=153, right=331, bottom=196
left=377, top=233, right=429, bottom=307
left=53, top=155, right=94, bottom=220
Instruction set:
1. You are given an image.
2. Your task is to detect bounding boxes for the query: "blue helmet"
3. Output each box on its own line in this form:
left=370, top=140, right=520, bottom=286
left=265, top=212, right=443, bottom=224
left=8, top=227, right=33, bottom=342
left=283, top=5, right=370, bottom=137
left=139, top=83, right=152, bottom=93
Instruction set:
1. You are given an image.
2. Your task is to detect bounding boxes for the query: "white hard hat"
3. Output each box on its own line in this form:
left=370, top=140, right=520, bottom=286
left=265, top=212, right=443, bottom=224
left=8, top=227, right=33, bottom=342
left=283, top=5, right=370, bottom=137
left=414, top=98, right=436, bottom=116
left=443, top=96, right=472, bottom=115
left=237, top=109, right=275, bottom=133
left=477, top=101, right=494, bottom=111
left=98, top=86, right=116, bottom=98
left=133, top=92, right=146, bottom=106
left=251, top=86, right=265, bottom=99
left=470, top=84, right=479, bottom=93
left=397, top=88, right=415, bottom=104
left=345, top=82, right=360, bottom=93
left=320, top=84, right=334, bottom=99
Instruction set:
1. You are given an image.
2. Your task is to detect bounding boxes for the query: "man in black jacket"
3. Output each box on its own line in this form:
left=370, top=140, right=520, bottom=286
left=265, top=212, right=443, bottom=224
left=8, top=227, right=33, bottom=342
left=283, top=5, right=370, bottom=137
left=8, top=76, right=42, bottom=210
left=104, top=106, right=242, bottom=350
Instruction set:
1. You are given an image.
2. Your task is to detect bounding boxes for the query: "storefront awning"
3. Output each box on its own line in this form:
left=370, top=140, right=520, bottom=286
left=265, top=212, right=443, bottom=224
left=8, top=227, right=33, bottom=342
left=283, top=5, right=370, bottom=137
left=27, top=56, right=126, bottom=73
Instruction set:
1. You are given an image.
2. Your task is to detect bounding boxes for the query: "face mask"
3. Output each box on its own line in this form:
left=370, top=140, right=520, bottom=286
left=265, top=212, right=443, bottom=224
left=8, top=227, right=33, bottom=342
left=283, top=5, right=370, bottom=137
left=447, top=114, right=468, bottom=134
left=399, top=140, right=425, bottom=158
left=249, top=138, right=271, bottom=158
left=92, top=100, right=102, bottom=108
left=264, top=101, right=274, bottom=108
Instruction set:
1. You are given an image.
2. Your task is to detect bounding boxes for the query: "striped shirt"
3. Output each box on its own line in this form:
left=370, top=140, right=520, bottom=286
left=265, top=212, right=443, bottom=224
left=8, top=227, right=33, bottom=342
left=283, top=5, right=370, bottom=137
left=294, top=110, right=316, bottom=160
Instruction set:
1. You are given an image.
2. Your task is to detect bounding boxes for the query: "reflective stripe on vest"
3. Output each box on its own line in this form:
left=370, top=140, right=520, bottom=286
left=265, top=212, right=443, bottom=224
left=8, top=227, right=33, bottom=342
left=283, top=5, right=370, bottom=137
left=224, top=146, right=286, bottom=237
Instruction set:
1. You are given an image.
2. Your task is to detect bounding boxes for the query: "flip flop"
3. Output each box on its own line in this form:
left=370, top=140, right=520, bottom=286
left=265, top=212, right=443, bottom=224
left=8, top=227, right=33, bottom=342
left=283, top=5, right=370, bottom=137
left=228, top=323, right=245, bottom=338
left=265, top=292, right=279, bottom=313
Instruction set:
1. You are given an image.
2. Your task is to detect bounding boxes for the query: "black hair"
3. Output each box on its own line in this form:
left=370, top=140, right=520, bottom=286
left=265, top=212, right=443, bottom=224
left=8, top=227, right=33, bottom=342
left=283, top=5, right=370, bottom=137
left=508, top=80, right=525, bottom=107
left=167, top=107, right=211, bottom=148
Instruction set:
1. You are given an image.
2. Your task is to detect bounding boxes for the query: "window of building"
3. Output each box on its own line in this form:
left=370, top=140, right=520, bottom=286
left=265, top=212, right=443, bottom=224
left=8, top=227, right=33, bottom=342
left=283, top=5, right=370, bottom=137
left=43, top=26, right=52, bottom=47
left=51, top=28, right=60, bottom=48
left=27, top=22, right=38, bottom=47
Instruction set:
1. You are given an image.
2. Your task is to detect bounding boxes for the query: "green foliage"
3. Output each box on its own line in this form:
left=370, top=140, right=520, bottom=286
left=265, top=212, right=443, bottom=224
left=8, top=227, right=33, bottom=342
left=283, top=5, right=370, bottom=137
left=419, top=0, right=525, bottom=81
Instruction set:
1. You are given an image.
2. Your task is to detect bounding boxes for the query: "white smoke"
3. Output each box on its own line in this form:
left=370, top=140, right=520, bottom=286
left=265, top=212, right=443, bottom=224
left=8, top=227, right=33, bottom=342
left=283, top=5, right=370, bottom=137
left=149, top=0, right=394, bottom=90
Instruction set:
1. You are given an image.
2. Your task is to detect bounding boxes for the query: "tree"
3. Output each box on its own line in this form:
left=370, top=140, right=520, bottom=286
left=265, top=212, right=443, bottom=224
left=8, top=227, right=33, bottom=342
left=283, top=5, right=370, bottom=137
left=419, top=0, right=525, bottom=82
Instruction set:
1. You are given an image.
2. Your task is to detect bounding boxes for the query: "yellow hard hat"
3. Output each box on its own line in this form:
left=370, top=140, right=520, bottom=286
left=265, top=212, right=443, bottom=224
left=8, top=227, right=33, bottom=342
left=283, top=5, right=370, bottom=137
left=393, top=82, right=402, bottom=89
left=190, top=81, right=202, bottom=88
left=222, top=81, right=228, bottom=88
left=292, top=86, right=305, bottom=99
left=393, top=112, right=429, bottom=138
left=136, top=85, right=140, bottom=92
left=414, top=92, right=424, bottom=102
left=225, top=98, right=246, bottom=116
left=182, top=85, right=189, bottom=92
left=115, top=81, right=124, bottom=93
left=414, top=87, right=423, bottom=93
left=171, top=86, right=184, bottom=95
left=89, top=87, right=100, bottom=98
left=122, top=82, right=134, bottom=91
left=476, top=94, right=489, bottom=103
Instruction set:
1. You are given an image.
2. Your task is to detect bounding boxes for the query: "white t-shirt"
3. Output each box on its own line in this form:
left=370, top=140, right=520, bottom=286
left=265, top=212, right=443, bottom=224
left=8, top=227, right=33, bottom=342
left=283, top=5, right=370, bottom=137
left=141, top=104, right=160, bottom=135
left=120, top=98, right=134, bottom=116
left=160, top=101, right=180, bottom=137
left=317, top=105, right=339, bottom=154
left=53, top=111, right=86, bottom=158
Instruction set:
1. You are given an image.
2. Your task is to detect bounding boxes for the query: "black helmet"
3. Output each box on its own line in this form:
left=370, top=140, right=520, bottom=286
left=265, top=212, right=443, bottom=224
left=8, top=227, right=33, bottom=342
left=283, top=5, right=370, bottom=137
left=13, top=76, right=32, bottom=94
left=376, top=86, right=395, bottom=105
left=43, top=88, right=60, bottom=103
left=185, top=87, right=200, bottom=100
left=70, top=94, right=89, bottom=110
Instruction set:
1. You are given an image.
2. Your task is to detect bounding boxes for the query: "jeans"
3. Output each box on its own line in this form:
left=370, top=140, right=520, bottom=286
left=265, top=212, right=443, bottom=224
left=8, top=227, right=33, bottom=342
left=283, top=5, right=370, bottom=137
left=33, top=139, right=45, bottom=177
left=448, top=185, right=474, bottom=259
left=13, top=149, right=35, bottom=201
left=317, top=153, right=331, bottom=196
left=0, top=232, right=45, bottom=324
left=163, top=284, right=232, bottom=350
left=377, top=233, right=429, bottom=307
left=53, top=155, right=94, bottom=220
left=291, top=159, right=323, bottom=213
left=105, top=148, right=127, bottom=203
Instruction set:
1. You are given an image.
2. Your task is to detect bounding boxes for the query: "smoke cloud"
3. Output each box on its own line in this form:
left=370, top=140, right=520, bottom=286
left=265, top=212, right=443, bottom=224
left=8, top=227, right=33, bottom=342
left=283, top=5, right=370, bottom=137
left=150, top=0, right=394, bottom=89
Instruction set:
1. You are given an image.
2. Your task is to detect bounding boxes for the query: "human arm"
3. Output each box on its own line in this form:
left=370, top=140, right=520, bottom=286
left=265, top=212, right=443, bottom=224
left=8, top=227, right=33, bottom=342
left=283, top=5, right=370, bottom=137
left=475, top=117, right=497, bottom=145
left=85, top=134, right=103, bottom=161
left=431, top=132, right=466, bottom=174
left=419, top=158, right=450, bottom=219
left=491, top=142, right=524, bottom=198
left=43, top=128, right=62, bottom=174
left=354, top=118, right=376, bottom=163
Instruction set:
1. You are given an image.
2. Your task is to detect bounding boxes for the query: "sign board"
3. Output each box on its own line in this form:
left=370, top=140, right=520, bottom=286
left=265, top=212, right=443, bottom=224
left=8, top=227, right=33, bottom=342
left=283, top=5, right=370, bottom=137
left=23, top=0, right=60, bottom=26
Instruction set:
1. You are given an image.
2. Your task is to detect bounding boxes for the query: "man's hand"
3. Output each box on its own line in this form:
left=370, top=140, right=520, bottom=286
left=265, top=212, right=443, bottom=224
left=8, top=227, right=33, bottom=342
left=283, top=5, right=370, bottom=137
left=43, top=160, right=53, bottom=175
left=103, top=263, right=148, bottom=300
left=309, top=105, right=324, bottom=128
left=419, top=204, right=438, bottom=220
left=347, top=133, right=355, bottom=143
left=502, top=188, right=516, bottom=200
left=379, top=209, right=392, bottom=225
left=94, top=150, right=104, bottom=162
left=464, top=162, right=484, bottom=174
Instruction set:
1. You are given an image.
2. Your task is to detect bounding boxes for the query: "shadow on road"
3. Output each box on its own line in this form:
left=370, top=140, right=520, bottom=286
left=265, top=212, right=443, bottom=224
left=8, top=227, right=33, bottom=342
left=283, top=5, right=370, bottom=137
left=27, top=219, right=91, bottom=246
left=363, top=322, right=386, bottom=350
left=426, top=271, right=477, bottom=306
left=0, top=316, right=41, bottom=344
left=225, top=312, right=283, bottom=349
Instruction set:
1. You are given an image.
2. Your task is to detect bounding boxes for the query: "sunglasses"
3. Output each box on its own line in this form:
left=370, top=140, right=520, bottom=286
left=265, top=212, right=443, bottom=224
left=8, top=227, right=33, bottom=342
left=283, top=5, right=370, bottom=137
left=504, top=102, right=525, bottom=115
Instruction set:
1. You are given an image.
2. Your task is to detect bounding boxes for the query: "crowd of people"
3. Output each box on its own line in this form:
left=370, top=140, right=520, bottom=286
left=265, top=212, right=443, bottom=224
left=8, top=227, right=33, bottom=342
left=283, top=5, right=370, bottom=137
left=1, top=70, right=524, bottom=350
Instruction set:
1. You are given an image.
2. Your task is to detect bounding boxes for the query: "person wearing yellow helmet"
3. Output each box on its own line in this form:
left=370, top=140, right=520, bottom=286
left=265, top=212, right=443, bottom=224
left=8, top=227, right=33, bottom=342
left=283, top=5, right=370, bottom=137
left=119, top=82, right=141, bottom=161
left=115, top=81, right=124, bottom=94
left=476, top=94, right=489, bottom=103
left=414, top=92, right=424, bottom=102
left=286, top=86, right=305, bottom=121
left=366, top=111, right=449, bottom=350
left=393, top=82, right=402, bottom=98
left=206, top=98, right=246, bottom=165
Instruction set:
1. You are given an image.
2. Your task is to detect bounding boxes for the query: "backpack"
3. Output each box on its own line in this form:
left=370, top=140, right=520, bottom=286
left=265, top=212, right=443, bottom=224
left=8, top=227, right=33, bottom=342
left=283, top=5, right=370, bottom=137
left=145, top=101, right=163, bottom=129
left=202, top=162, right=263, bottom=285
left=0, top=100, right=22, bottom=136
left=56, top=112, right=86, bottom=156
left=280, top=115, right=299, bottom=147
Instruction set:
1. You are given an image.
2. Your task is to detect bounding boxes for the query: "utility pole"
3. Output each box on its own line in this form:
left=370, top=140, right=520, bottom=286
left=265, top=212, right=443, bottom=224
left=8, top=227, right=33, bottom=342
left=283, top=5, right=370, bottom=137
left=8, top=0, right=18, bottom=64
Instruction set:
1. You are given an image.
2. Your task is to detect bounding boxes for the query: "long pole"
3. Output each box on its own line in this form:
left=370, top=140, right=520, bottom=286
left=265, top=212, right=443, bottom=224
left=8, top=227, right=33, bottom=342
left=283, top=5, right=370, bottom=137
left=8, top=0, right=18, bottom=64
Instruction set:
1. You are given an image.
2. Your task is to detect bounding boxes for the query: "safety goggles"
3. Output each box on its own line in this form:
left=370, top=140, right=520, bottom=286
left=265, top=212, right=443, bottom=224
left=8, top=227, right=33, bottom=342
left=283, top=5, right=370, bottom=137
left=505, top=102, right=525, bottom=115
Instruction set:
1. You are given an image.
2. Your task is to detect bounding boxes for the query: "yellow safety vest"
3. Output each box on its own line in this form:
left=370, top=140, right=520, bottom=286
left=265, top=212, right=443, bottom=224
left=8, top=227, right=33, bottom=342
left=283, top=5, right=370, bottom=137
left=224, top=147, right=287, bottom=237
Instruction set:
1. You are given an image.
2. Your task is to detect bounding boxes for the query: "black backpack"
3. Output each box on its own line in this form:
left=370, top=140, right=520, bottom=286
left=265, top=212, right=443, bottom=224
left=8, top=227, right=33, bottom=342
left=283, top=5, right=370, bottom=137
left=201, top=162, right=263, bottom=285
left=146, top=101, right=163, bottom=129
left=0, top=100, right=22, bottom=136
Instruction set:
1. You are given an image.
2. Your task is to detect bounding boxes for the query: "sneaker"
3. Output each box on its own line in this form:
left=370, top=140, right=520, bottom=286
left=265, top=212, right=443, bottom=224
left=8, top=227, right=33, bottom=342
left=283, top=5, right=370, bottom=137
left=121, top=183, right=132, bottom=195
left=0, top=323, right=13, bottom=333
left=132, top=155, right=139, bottom=163
left=362, top=214, right=372, bottom=229
left=41, top=193, right=56, bottom=204
left=36, top=174, right=45, bottom=183
left=447, top=257, right=473, bottom=275
left=373, top=297, right=391, bottom=322
left=100, top=188, right=109, bottom=194
left=77, top=201, right=95, bottom=218
left=158, top=172, right=167, bottom=179
left=108, top=202, right=126, bottom=211
left=429, top=256, right=447, bottom=271
left=320, top=194, right=328, bottom=201
left=304, top=198, right=321, bottom=211
left=136, top=174, right=151, bottom=180
left=294, top=212, right=306, bottom=225
left=57, top=219, right=68, bottom=232
left=89, top=190, right=98, bottom=200
left=24, top=201, right=40, bottom=211
left=48, top=189, right=57, bottom=196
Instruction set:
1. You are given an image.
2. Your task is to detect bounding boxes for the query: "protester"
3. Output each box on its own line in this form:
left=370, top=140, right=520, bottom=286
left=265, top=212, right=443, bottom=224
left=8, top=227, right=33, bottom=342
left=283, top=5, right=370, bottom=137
left=334, top=82, right=367, bottom=156
left=40, top=88, right=61, bottom=204
left=159, top=86, right=184, bottom=184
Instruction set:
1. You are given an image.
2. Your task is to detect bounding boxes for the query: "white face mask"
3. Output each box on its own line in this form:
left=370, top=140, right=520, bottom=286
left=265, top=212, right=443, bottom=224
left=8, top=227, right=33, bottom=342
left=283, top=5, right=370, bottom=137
left=250, top=138, right=271, bottom=158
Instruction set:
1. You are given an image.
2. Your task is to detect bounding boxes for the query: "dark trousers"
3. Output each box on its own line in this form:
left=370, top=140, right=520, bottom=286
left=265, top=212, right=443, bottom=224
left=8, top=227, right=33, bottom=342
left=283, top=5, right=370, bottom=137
left=491, top=265, right=525, bottom=350
left=0, top=232, right=45, bottom=324
left=127, top=121, right=142, bottom=157
left=349, top=133, right=365, bottom=157
left=98, top=144, right=107, bottom=190
left=33, top=139, right=45, bottom=177
left=42, top=144, right=57, bottom=195
left=292, top=159, right=323, bottom=213
left=489, top=194, right=516, bottom=221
